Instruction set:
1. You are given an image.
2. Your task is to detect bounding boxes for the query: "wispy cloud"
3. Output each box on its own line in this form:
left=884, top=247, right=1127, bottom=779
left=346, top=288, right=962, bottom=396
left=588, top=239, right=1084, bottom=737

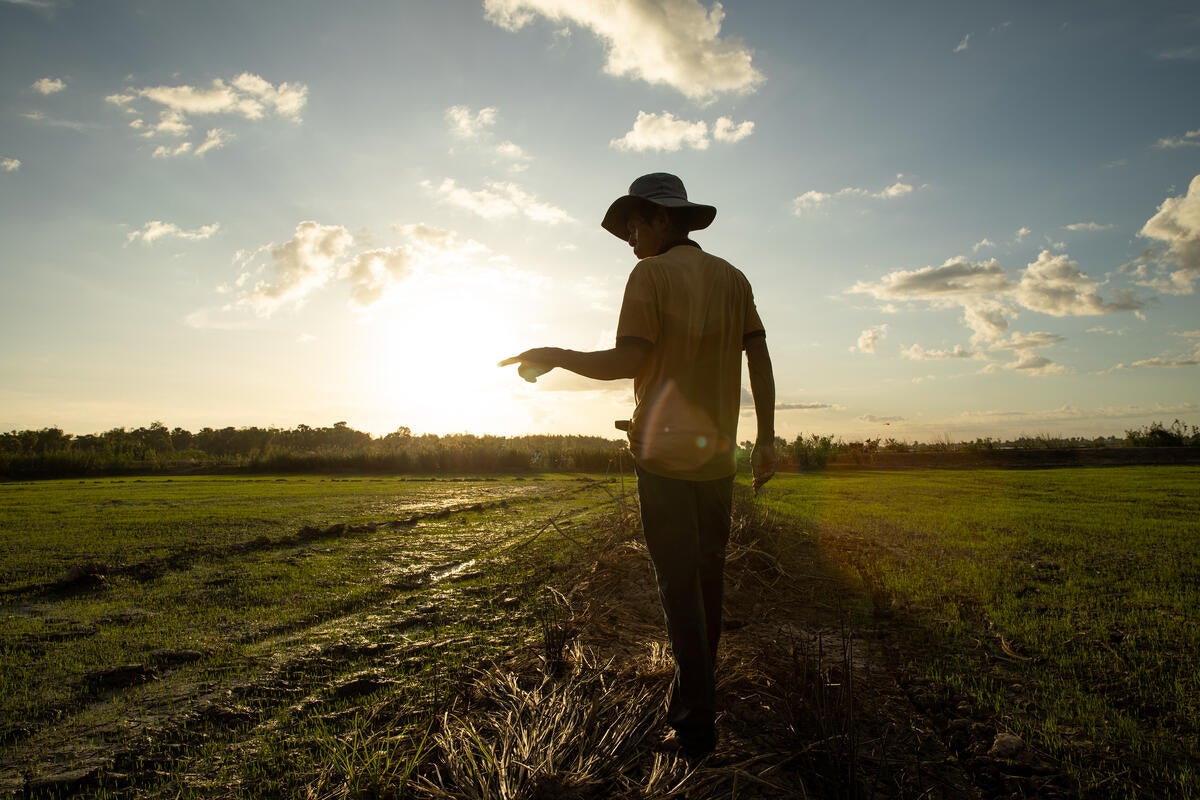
left=901, top=344, right=976, bottom=360
left=1, top=158, right=20, bottom=173
left=445, top=104, right=532, bottom=171
left=954, top=33, right=971, bottom=53
left=793, top=175, right=917, bottom=214
left=972, top=238, right=995, bottom=252
left=18, top=110, right=97, bottom=131
left=423, top=178, right=574, bottom=224
left=1156, top=46, right=1200, bottom=62
left=1064, top=221, right=1114, bottom=232
left=1114, top=331, right=1200, bottom=369
left=1153, top=128, right=1200, bottom=149
left=484, top=0, right=763, bottom=104
left=32, top=77, right=65, bottom=95
left=127, top=220, right=220, bottom=244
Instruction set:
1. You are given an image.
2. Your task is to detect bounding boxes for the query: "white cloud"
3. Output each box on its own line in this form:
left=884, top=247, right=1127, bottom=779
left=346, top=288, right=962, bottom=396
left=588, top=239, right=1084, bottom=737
left=777, top=402, right=833, bottom=411
left=234, top=222, right=354, bottom=316
left=423, top=178, right=574, bottom=224
left=1016, top=250, right=1144, bottom=316
left=610, top=111, right=754, bottom=151
left=223, top=222, right=494, bottom=316
left=1015, top=226, right=1031, bottom=242
left=120, top=73, right=307, bottom=121
left=194, top=128, right=233, bottom=156
left=32, top=77, right=65, bottom=95
left=792, top=175, right=916, bottom=215
left=147, top=109, right=191, bottom=137
left=484, top=0, right=763, bottom=103
left=901, top=344, right=976, bottom=360
left=851, top=324, right=887, bottom=354
left=1116, top=332, right=1200, bottom=369
left=962, top=302, right=1013, bottom=343
left=972, top=238, right=995, bottom=252
left=152, top=142, right=193, bottom=159
left=127, top=220, right=219, bottom=244
left=954, top=33, right=971, bottom=53
left=990, top=331, right=1065, bottom=351
left=1, top=158, right=20, bottom=172
left=712, top=116, right=754, bottom=143
left=611, top=111, right=709, bottom=151
left=109, top=73, right=306, bottom=158
left=1136, top=174, right=1200, bottom=294
left=1064, top=222, right=1114, bottom=232
left=792, top=190, right=831, bottom=213
left=849, top=249, right=1142, bottom=351
left=848, top=257, right=1013, bottom=302
left=1153, top=128, right=1200, bottom=149
left=445, top=105, right=497, bottom=139
left=982, top=351, right=1066, bottom=376
left=494, top=141, right=531, bottom=170
left=1123, top=354, right=1200, bottom=369
left=339, top=249, right=415, bottom=308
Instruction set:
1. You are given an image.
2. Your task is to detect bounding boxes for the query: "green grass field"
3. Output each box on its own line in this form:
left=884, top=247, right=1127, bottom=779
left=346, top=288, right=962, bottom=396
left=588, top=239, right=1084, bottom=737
left=0, top=467, right=1196, bottom=798
left=757, top=467, right=1200, bottom=797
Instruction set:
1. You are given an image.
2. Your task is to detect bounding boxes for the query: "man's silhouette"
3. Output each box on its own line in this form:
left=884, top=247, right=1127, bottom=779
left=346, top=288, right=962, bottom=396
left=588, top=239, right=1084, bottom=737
left=502, top=173, right=777, bottom=760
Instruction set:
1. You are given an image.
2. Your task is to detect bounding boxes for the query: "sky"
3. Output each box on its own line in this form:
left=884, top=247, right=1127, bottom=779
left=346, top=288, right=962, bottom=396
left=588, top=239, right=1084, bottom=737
left=1, top=0, right=1198, bottom=444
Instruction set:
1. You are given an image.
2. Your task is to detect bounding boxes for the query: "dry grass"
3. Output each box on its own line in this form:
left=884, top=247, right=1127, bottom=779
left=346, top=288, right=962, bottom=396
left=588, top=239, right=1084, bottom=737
left=401, top=495, right=913, bottom=800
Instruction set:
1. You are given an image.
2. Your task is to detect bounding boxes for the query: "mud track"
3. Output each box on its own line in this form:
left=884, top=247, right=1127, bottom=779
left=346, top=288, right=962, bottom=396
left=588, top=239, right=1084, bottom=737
left=0, top=479, right=606, bottom=796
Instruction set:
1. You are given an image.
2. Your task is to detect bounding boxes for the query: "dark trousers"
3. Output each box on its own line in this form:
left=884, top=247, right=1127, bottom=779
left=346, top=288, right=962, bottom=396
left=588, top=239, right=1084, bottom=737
left=635, top=465, right=734, bottom=747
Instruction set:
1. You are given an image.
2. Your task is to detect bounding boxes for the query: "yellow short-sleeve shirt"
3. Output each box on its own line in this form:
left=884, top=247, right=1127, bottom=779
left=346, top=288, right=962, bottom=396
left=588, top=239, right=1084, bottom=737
left=616, top=244, right=765, bottom=480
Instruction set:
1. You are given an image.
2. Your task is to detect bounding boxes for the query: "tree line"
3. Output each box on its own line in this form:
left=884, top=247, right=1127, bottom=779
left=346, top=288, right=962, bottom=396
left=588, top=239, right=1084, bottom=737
left=0, top=422, right=627, bottom=479
left=1, top=419, right=1195, bottom=479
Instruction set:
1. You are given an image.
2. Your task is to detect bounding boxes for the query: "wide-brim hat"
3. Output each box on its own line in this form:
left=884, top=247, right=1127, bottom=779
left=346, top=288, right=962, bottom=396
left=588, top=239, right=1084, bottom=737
left=601, top=172, right=717, bottom=240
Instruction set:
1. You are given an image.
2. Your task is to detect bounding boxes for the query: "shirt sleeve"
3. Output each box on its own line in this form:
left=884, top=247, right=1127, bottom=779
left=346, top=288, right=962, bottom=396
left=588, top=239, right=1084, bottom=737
left=616, top=263, right=659, bottom=346
left=743, top=282, right=766, bottom=342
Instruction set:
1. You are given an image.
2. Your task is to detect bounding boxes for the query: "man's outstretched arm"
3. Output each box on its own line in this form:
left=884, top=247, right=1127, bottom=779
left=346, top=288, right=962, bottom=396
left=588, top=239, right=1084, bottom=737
left=745, top=335, right=778, bottom=492
left=499, top=339, right=650, bottom=382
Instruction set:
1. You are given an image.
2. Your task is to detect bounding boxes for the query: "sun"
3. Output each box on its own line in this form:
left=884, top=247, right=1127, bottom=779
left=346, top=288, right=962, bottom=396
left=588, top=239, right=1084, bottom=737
left=358, top=266, right=538, bottom=435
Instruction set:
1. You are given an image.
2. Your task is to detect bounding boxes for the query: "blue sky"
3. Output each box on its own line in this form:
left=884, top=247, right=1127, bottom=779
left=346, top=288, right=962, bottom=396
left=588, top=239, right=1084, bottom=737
left=1, top=0, right=1198, bottom=442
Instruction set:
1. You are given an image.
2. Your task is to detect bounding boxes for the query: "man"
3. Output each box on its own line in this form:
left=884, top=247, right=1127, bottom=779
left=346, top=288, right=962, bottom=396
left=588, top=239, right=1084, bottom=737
left=501, top=172, right=777, bottom=760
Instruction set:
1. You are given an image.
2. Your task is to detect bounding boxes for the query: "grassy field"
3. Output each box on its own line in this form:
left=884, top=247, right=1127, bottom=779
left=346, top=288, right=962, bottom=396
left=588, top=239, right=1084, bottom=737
left=757, top=467, right=1199, bottom=797
left=0, top=467, right=1196, bottom=798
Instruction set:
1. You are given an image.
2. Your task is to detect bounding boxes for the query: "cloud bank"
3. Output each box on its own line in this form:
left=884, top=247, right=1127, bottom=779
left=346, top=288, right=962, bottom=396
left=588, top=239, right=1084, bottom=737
left=484, top=0, right=763, bottom=103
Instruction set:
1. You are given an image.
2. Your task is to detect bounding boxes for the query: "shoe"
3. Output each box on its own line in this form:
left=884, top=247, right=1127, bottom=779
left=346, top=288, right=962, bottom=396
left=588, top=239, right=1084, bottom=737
left=655, top=730, right=715, bottom=763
